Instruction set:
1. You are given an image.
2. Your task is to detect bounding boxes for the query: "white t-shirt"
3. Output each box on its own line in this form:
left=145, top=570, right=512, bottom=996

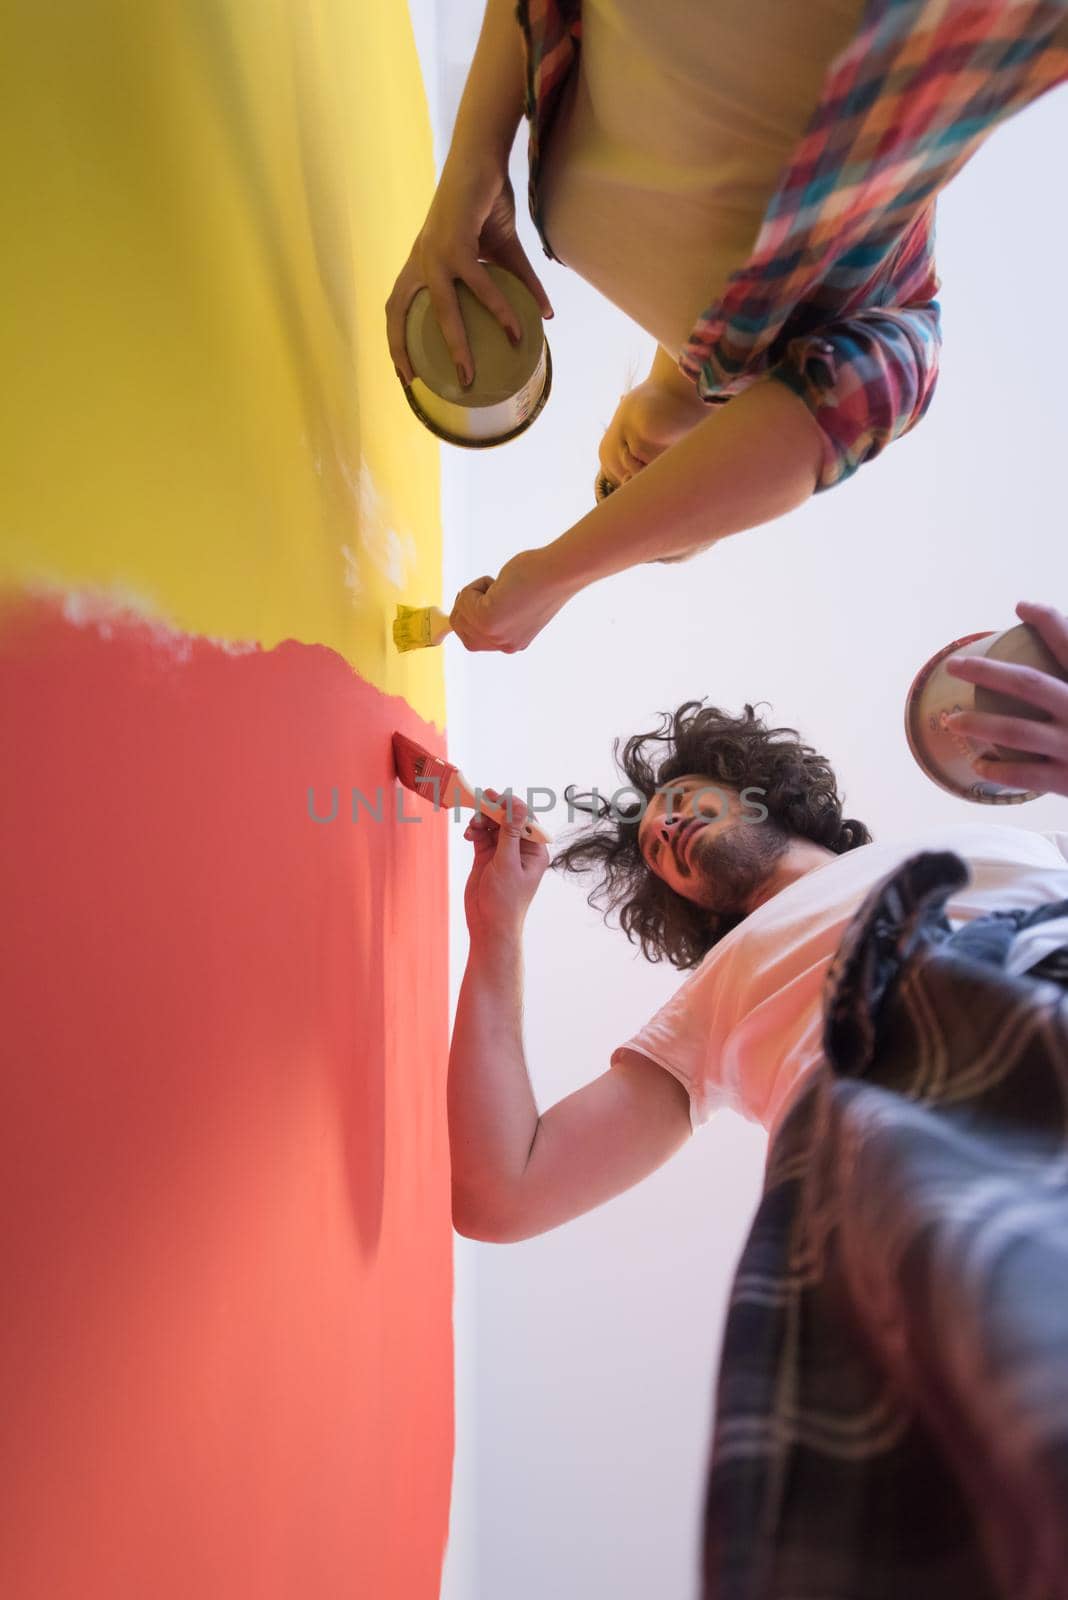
left=537, top=0, right=865, bottom=355
left=613, top=825, right=1068, bottom=1137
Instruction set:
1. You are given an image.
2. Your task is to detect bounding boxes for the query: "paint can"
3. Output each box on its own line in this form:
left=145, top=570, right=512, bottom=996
left=403, top=265, right=551, bottom=448
left=905, top=621, right=1068, bottom=803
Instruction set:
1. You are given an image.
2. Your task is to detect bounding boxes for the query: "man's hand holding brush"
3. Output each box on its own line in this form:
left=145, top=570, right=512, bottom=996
left=451, top=788, right=549, bottom=1239
left=463, top=789, right=550, bottom=943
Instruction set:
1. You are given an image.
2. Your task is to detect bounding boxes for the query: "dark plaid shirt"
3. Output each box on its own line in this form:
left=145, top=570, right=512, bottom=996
left=702, top=850, right=1068, bottom=1598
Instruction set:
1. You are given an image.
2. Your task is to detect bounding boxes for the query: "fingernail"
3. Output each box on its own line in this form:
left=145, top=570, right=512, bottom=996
left=456, top=362, right=469, bottom=387
left=508, top=326, right=521, bottom=346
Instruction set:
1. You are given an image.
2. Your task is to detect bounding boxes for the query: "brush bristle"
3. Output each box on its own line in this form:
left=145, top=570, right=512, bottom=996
left=392, top=605, right=432, bottom=654
left=392, top=731, right=455, bottom=800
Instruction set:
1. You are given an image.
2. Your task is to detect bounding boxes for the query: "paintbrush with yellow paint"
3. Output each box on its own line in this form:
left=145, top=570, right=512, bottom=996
left=392, top=732, right=552, bottom=844
left=393, top=604, right=453, bottom=654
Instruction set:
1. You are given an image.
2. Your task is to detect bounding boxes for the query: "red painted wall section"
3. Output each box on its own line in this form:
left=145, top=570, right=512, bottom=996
left=0, top=595, right=452, bottom=1598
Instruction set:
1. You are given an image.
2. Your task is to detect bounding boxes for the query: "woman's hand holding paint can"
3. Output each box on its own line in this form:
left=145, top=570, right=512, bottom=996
left=943, top=602, right=1068, bottom=800
left=386, top=166, right=553, bottom=392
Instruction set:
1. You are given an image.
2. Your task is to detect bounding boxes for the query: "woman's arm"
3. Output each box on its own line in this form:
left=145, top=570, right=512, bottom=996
left=386, top=2, right=552, bottom=386
left=553, top=378, right=822, bottom=578
left=443, top=0, right=528, bottom=180
left=448, top=378, right=824, bottom=652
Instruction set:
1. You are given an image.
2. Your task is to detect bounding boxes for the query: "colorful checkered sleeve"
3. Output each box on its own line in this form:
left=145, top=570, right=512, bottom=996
left=516, top=0, right=582, bottom=245
left=517, top=0, right=1068, bottom=490
left=771, top=299, right=942, bottom=488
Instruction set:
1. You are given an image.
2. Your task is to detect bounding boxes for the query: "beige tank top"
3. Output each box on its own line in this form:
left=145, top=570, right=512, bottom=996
left=537, top=0, right=866, bottom=357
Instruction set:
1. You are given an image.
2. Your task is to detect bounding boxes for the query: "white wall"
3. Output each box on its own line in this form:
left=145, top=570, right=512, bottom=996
left=417, top=6, right=1068, bottom=1594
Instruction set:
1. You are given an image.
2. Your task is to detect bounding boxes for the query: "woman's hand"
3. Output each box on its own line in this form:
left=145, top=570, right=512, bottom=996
left=449, top=548, right=572, bottom=654
left=597, top=375, right=707, bottom=491
left=463, top=790, right=550, bottom=943
left=386, top=166, right=553, bottom=390
left=945, top=600, right=1068, bottom=798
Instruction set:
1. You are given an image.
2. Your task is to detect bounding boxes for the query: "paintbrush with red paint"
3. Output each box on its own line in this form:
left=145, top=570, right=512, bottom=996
left=392, top=733, right=552, bottom=844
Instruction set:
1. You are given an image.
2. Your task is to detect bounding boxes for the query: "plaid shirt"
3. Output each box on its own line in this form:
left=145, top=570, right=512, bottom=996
left=516, top=0, right=1068, bottom=489
left=702, top=851, right=1068, bottom=1598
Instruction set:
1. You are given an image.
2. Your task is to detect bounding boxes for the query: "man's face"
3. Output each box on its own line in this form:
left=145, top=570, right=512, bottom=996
left=636, top=775, right=791, bottom=916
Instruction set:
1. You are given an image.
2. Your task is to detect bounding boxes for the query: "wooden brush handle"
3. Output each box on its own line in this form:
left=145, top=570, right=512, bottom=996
left=448, top=773, right=552, bottom=845
left=427, top=607, right=453, bottom=647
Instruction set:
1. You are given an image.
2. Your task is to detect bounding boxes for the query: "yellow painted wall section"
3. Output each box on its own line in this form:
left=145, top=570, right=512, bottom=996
left=0, top=1, right=444, bottom=728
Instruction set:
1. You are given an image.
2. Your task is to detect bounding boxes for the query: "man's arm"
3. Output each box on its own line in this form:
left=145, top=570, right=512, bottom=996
left=451, top=799, right=691, bottom=1242
left=448, top=927, right=539, bottom=1234
left=446, top=0, right=529, bottom=177
left=451, top=948, right=692, bottom=1241
left=494, top=1050, right=692, bottom=1242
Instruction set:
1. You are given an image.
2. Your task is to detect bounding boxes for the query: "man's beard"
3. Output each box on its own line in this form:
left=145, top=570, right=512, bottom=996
left=686, top=817, right=792, bottom=917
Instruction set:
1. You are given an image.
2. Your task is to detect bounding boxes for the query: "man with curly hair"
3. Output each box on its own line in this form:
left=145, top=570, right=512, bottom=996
left=450, top=653, right=1068, bottom=1596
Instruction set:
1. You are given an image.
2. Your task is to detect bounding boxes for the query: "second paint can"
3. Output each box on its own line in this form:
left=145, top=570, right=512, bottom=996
left=905, top=621, right=1067, bottom=803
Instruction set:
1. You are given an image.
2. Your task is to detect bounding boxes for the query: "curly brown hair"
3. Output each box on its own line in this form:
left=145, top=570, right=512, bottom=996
left=552, top=701, right=871, bottom=971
